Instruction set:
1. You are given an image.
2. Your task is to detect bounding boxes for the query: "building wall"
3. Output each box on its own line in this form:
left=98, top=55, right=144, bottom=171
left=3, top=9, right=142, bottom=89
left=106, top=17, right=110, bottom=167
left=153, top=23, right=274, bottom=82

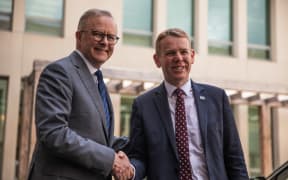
left=277, top=108, right=288, bottom=165
left=0, top=0, right=288, bottom=179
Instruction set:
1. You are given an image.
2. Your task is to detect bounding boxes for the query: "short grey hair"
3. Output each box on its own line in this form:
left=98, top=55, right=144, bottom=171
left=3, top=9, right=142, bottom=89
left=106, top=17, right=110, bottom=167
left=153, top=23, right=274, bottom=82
left=77, top=9, right=114, bottom=30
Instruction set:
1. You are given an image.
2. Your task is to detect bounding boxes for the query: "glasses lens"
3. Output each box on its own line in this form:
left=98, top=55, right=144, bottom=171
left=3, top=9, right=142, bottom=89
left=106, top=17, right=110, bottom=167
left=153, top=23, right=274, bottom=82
left=84, top=30, right=119, bottom=44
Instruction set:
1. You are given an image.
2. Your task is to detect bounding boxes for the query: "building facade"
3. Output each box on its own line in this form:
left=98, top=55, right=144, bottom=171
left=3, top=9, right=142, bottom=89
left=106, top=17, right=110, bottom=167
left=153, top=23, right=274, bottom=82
left=0, top=0, right=288, bottom=179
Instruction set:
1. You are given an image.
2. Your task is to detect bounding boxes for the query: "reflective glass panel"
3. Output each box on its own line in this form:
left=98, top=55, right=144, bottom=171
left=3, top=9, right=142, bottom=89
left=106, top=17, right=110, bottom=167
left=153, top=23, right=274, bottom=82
left=0, top=77, right=8, bottom=178
left=123, top=0, right=153, bottom=46
left=208, top=0, right=232, bottom=55
left=167, top=0, right=193, bottom=37
left=248, top=0, right=270, bottom=59
left=0, top=0, right=13, bottom=30
left=249, top=106, right=262, bottom=177
left=120, top=96, right=134, bottom=136
left=25, top=0, right=64, bottom=36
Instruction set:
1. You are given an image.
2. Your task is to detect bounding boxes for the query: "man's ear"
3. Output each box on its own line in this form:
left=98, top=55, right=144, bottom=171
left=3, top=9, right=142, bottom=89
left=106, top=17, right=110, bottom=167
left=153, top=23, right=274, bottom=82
left=75, top=31, right=81, bottom=41
left=191, top=49, right=195, bottom=64
left=153, top=54, right=161, bottom=68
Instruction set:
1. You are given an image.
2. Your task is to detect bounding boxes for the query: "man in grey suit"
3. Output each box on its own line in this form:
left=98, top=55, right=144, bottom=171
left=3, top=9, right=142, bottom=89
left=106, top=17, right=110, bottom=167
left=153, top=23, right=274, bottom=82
left=28, top=9, right=133, bottom=180
left=128, top=28, right=249, bottom=180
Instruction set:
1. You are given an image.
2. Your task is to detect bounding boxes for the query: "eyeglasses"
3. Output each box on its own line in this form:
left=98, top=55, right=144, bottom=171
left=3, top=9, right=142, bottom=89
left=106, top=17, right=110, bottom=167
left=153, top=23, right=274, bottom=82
left=81, top=30, right=120, bottom=44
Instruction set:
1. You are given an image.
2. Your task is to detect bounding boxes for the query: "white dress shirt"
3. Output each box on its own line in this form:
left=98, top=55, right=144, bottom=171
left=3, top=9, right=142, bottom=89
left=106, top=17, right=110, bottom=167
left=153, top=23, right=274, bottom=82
left=75, top=50, right=99, bottom=79
left=165, top=80, right=209, bottom=180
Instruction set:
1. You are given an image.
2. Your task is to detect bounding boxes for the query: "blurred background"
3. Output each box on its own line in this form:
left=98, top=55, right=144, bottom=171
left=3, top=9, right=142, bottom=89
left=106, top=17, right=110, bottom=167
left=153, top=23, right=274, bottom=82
left=0, top=0, right=288, bottom=179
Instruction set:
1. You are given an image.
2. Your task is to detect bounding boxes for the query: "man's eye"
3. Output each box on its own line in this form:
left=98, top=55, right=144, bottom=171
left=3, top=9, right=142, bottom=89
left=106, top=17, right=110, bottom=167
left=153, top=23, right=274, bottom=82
left=180, top=50, right=190, bottom=55
left=181, top=51, right=189, bottom=54
left=166, top=51, right=175, bottom=56
left=107, top=35, right=115, bottom=40
left=92, top=31, right=103, bottom=37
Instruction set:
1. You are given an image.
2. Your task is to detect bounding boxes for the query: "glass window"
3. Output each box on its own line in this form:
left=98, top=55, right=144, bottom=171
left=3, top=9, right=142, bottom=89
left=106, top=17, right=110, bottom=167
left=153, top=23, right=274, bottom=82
left=0, top=77, right=8, bottom=178
left=208, top=0, right=233, bottom=55
left=248, top=0, right=270, bottom=60
left=0, top=0, right=13, bottom=30
left=25, top=0, right=64, bottom=36
left=249, top=106, right=262, bottom=177
left=123, top=0, right=153, bottom=46
left=167, top=0, right=194, bottom=47
left=120, top=96, right=134, bottom=136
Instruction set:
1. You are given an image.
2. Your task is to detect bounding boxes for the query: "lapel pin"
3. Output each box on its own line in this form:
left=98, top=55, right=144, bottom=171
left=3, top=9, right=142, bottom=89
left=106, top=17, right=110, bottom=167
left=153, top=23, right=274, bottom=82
left=200, top=96, right=206, bottom=100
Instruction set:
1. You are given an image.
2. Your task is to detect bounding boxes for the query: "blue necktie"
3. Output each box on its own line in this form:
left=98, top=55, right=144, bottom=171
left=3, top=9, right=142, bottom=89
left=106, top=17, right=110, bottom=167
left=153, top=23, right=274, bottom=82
left=95, top=70, right=110, bottom=132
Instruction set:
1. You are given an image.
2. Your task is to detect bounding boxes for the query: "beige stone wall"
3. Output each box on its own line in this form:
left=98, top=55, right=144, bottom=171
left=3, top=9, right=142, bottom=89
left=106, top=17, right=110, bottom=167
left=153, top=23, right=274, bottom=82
left=0, top=0, right=288, bottom=179
left=277, top=108, right=288, bottom=165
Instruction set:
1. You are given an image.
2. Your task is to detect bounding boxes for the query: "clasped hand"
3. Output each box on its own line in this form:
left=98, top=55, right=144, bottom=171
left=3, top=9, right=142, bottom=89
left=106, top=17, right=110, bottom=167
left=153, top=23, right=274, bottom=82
left=112, top=151, right=134, bottom=180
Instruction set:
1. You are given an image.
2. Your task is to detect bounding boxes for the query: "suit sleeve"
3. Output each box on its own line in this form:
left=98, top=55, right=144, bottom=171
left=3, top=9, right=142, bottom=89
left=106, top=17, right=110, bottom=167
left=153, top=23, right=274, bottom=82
left=222, top=90, right=249, bottom=179
left=35, top=63, right=115, bottom=176
left=128, top=99, right=147, bottom=180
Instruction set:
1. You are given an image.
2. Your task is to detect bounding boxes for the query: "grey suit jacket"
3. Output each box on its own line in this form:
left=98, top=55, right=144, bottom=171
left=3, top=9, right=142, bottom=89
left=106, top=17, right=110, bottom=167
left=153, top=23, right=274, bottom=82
left=128, top=82, right=249, bottom=180
left=28, top=51, right=117, bottom=180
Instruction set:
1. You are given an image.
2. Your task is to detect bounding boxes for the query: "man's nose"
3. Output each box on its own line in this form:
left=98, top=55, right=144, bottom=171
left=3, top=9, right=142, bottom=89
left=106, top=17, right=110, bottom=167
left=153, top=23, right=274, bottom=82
left=99, top=35, right=109, bottom=44
left=175, top=51, right=184, bottom=60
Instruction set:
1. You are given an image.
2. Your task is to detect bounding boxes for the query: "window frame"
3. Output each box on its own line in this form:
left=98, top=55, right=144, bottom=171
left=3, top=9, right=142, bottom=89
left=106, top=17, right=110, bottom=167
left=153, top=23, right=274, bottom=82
left=122, top=0, right=154, bottom=47
left=0, top=0, right=14, bottom=31
left=247, top=0, right=271, bottom=60
left=0, top=77, right=9, bottom=178
left=166, top=0, right=195, bottom=47
left=25, top=0, right=65, bottom=37
left=208, top=0, right=233, bottom=56
left=248, top=105, right=262, bottom=177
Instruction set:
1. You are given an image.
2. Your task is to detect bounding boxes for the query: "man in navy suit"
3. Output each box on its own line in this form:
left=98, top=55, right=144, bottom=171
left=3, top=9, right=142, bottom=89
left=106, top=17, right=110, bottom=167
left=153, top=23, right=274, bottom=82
left=128, top=28, right=249, bottom=180
left=28, top=9, right=133, bottom=180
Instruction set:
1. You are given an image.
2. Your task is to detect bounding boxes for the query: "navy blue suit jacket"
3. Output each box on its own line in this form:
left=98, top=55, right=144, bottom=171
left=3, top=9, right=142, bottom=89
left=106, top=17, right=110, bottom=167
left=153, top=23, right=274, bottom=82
left=128, top=81, right=249, bottom=180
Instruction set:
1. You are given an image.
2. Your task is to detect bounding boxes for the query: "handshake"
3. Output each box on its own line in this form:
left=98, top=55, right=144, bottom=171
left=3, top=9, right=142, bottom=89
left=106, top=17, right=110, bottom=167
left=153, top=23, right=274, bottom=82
left=112, top=151, right=134, bottom=180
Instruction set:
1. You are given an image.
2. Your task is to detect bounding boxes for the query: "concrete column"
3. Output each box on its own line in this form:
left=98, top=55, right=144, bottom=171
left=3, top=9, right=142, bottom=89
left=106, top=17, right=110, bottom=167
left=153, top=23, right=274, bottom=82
left=270, top=0, right=278, bottom=61
left=276, top=108, right=288, bottom=165
left=1, top=2, right=25, bottom=180
left=260, top=105, right=272, bottom=176
left=233, top=104, right=249, bottom=171
left=12, top=0, right=25, bottom=33
left=233, top=0, right=247, bottom=60
left=1, top=77, right=21, bottom=180
left=195, top=0, right=208, bottom=56
left=153, top=0, right=167, bottom=47
left=111, top=93, right=121, bottom=136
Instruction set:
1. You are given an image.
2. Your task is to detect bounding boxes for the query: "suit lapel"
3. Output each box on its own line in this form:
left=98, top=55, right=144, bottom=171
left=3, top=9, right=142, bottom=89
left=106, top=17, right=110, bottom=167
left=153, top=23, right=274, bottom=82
left=70, top=52, right=110, bottom=142
left=153, top=82, right=209, bottom=159
left=105, top=87, right=114, bottom=143
left=153, top=83, right=178, bottom=158
left=192, top=81, right=208, bottom=150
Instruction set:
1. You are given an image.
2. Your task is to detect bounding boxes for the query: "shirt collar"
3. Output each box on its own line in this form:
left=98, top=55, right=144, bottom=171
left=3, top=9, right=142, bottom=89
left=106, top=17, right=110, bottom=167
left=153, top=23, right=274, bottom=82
left=75, top=50, right=99, bottom=74
left=164, top=80, right=192, bottom=97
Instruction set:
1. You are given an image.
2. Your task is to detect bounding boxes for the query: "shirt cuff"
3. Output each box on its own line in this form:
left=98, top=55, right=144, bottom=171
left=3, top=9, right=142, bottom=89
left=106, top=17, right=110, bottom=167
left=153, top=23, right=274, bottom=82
left=130, top=164, right=136, bottom=180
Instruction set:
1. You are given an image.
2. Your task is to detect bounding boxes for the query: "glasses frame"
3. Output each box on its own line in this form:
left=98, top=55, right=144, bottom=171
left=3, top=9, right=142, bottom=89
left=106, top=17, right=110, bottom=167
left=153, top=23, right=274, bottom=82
left=80, top=30, right=120, bottom=44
